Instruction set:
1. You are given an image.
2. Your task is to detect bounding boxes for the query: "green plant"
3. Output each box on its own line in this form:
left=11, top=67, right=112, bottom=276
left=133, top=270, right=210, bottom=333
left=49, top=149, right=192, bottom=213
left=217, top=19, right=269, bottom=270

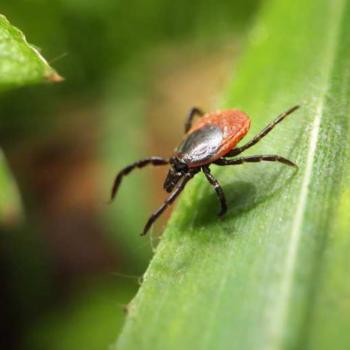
left=0, top=14, right=61, bottom=92
left=115, top=0, right=350, bottom=349
left=0, top=14, right=61, bottom=220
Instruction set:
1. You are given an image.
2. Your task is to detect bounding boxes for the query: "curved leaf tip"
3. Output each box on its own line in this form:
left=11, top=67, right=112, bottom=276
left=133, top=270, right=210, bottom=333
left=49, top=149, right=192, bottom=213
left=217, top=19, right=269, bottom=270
left=0, top=14, right=63, bottom=90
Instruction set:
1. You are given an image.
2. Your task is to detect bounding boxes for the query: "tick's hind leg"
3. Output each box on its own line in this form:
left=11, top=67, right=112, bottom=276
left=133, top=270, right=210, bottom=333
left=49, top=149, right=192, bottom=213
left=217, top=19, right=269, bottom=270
left=227, top=105, right=300, bottom=157
left=184, top=107, right=204, bottom=133
left=111, top=157, right=168, bottom=201
left=202, top=166, right=227, bottom=217
left=215, top=155, right=297, bottom=167
left=142, top=172, right=193, bottom=235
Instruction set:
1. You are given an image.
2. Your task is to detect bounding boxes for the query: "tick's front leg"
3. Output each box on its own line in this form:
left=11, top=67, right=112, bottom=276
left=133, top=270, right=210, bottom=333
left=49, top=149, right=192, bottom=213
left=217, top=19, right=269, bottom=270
left=111, top=157, right=168, bottom=200
left=202, top=166, right=227, bottom=217
left=142, top=172, right=194, bottom=235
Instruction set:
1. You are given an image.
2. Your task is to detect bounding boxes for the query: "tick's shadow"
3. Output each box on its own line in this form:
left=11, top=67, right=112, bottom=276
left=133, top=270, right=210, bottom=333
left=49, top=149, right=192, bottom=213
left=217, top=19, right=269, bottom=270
left=190, top=167, right=297, bottom=228
left=191, top=180, right=256, bottom=228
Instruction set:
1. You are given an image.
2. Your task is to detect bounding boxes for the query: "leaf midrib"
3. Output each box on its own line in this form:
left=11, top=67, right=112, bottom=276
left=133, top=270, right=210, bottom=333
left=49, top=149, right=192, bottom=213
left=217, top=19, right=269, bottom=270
left=269, top=0, right=346, bottom=348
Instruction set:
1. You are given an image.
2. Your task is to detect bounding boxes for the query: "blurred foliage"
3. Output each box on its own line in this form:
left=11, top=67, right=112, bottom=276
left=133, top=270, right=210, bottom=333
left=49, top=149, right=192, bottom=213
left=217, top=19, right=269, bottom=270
left=0, top=151, right=22, bottom=226
left=0, top=1, right=262, bottom=349
left=0, top=14, right=62, bottom=350
left=0, top=13, right=59, bottom=227
left=102, top=69, right=156, bottom=268
left=2, top=0, right=258, bottom=89
left=0, top=0, right=259, bottom=139
left=23, top=279, right=135, bottom=350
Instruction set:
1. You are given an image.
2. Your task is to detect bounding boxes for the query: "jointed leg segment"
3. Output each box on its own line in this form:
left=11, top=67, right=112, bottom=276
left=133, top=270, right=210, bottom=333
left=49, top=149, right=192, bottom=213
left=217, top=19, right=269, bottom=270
left=215, top=155, right=297, bottom=167
left=202, top=166, right=227, bottom=216
left=111, top=157, right=168, bottom=200
left=142, top=172, right=194, bottom=235
left=227, top=105, right=300, bottom=157
left=184, top=107, right=204, bottom=132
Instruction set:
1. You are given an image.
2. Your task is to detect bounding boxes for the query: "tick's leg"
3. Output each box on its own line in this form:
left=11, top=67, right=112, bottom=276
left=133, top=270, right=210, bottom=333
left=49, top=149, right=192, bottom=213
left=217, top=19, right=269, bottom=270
left=202, top=166, right=227, bottom=217
left=227, top=105, right=300, bottom=157
left=111, top=157, right=168, bottom=200
left=142, top=172, right=194, bottom=235
left=215, top=155, right=297, bottom=167
left=184, top=107, right=204, bottom=133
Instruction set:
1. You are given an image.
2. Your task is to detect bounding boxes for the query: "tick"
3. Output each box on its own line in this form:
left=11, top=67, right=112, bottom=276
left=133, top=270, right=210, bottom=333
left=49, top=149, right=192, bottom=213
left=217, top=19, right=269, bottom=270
left=111, top=105, right=300, bottom=235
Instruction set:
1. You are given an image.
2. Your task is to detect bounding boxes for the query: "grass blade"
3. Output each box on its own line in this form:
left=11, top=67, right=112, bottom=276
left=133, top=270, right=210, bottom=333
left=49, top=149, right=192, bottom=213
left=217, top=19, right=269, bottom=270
left=115, top=0, right=350, bottom=349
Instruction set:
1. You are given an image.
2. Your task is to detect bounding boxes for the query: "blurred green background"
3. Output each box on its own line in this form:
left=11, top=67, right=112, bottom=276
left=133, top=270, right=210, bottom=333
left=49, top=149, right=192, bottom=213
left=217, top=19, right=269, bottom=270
left=0, top=1, right=261, bottom=349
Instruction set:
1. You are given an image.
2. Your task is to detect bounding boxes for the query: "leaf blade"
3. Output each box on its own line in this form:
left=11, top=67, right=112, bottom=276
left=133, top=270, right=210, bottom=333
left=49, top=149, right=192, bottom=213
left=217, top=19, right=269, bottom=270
left=0, top=14, right=62, bottom=91
left=115, top=0, right=350, bottom=349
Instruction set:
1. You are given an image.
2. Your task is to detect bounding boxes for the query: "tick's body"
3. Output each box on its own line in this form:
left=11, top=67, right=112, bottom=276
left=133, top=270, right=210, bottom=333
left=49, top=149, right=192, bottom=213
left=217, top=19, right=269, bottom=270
left=176, top=110, right=251, bottom=167
left=111, top=106, right=300, bottom=235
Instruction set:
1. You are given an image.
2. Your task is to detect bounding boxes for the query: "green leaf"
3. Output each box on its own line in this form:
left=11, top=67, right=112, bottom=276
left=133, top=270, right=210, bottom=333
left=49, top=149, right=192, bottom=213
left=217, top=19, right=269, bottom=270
left=0, top=14, right=62, bottom=92
left=0, top=151, right=22, bottom=226
left=0, top=14, right=62, bottom=222
left=115, top=0, right=350, bottom=349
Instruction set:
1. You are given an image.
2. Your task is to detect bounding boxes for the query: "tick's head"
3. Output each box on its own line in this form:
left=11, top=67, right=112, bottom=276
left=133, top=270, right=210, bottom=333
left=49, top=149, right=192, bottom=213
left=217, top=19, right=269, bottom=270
left=163, top=157, right=188, bottom=192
